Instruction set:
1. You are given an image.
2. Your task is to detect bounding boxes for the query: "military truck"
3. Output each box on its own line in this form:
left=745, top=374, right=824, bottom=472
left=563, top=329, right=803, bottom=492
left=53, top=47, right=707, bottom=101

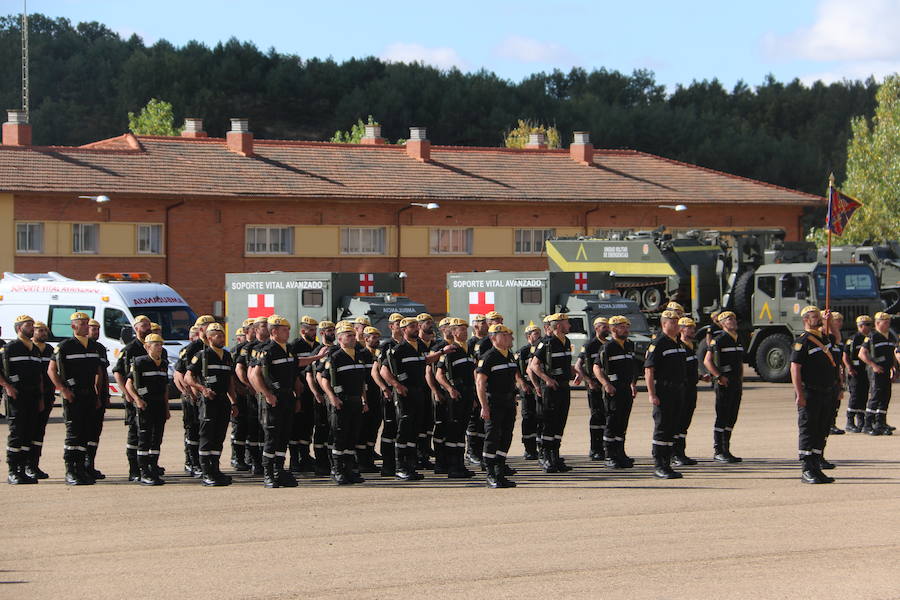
left=446, top=271, right=653, bottom=364
left=224, top=272, right=426, bottom=340
left=820, top=243, right=900, bottom=312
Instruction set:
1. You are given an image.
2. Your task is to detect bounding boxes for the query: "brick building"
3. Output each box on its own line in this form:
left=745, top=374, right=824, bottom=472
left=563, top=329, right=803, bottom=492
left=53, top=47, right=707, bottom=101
left=0, top=112, right=821, bottom=315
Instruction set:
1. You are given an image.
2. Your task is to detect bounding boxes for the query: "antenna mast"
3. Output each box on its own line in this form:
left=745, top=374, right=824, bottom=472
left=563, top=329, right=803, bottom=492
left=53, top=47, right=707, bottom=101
left=21, top=0, right=29, bottom=120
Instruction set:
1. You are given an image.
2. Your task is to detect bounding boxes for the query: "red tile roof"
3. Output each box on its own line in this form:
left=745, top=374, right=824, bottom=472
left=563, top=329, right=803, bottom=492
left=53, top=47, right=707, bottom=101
left=0, top=134, right=822, bottom=205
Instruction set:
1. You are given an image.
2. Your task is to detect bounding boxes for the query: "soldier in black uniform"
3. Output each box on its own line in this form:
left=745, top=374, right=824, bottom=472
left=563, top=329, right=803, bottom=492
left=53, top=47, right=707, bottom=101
left=125, top=333, right=170, bottom=486
left=28, top=321, right=54, bottom=480
left=594, top=315, right=638, bottom=469
left=645, top=310, right=688, bottom=479
left=858, top=312, right=898, bottom=436
left=825, top=312, right=846, bottom=436
left=674, top=317, right=704, bottom=466
left=357, top=326, right=383, bottom=473
left=476, top=324, right=524, bottom=488
left=529, top=313, right=574, bottom=473
left=843, top=315, right=872, bottom=433
left=287, top=316, right=324, bottom=475
left=307, top=320, right=336, bottom=476
left=435, top=318, right=477, bottom=479
left=85, top=318, right=110, bottom=480
left=416, top=313, right=440, bottom=469
left=48, top=312, right=106, bottom=485
left=113, top=314, right=152, bottom=481
left=186, top=323, right=238, bottom=486
left=380, top=317, right=452, bottom=480
left=575, top=316, right=610, bottom=461
left=236, top=317, right=266, bottom=474
left=1, top=315, right=42, bottom=484
left=516, top=323, right=541, bottom=460
left=227, top=320, right=251, bottom=472
left=790, top=306, right=839, bottom=483
left=371, top=313, right=404, bottom=476
left=250, top=315, right=303, bottom=488
left=318, top=323, right=369, bottom=485
left=174, top=315, right=216, bottom=477
left=465, top=313, right=489, bottom=467
left=704, top=311, right=745, bottom=462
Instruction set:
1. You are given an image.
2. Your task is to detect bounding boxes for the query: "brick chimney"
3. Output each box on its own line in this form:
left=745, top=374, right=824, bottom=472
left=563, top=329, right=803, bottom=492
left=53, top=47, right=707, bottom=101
left=226, top=118, right=253, bottom=156
left=181, top=117, right=208, bottom=138
left=570, top=131, right=593, bottom=165
left=3, top=110, right=31, bottom=146
left=360, top=124, right=386, bottom=145
left=526, top=132, right=547, bottom=149
left=406, top=127, right=431, bottom=162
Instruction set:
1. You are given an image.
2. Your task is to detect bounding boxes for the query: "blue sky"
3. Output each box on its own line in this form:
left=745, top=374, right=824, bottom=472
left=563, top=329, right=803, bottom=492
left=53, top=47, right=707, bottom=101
left=19, top=0, right=900, bottom=90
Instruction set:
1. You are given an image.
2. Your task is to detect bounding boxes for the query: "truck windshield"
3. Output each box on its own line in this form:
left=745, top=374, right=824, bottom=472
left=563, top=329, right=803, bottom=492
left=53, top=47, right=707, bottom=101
left=129, top=306, right=198, bottom=340
left=814, top=265, right=879, bottom=299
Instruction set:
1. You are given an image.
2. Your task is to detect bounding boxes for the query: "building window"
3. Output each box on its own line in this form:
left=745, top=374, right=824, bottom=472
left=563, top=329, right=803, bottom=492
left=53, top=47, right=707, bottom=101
left=515, top=228, right=555, bottom=254
left=72, top=223, right=99, bottom=254
left=341, top=227, right=386, bottom=255
left=521, top=287, right=543, bottom=304
left=301, top=289, right=323, bottom=307
left=246, top=226, right=293, bottom=255
left=429, top=228, right=472, bottom=255
left=15, top=223, right=43, bottom=253
left=137, top=224, right=163, bottom=255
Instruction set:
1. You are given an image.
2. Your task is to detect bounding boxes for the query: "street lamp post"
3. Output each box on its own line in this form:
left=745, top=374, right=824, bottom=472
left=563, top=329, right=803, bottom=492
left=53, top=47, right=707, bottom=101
left=396, top=202, right=439, bottom=272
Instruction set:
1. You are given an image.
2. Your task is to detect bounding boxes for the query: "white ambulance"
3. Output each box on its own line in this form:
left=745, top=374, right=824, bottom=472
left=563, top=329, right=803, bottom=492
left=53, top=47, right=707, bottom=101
left=0, top=272, right=197, bottom=395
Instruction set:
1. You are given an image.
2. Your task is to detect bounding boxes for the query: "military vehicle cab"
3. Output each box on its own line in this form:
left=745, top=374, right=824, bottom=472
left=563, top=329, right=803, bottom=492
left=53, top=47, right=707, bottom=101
left=224, top=272, right=426, bottom=340
left=819, top=243, right=900, bottom=312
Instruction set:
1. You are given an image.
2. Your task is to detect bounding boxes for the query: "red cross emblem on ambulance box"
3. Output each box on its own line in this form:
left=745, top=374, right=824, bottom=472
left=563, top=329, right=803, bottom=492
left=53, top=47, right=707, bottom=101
left=248, top=294, right=275, bottom=319
left=468, top=291, right=495, bottom=321
left=574, top=272, right=588, bottom=292
left=359, top=273, right=375, bottom=294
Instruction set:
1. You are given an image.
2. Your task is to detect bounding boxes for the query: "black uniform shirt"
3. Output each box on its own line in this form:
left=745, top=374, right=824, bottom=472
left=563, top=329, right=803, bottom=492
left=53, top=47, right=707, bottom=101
left=129, top=355, right=169, bottom=400
left=467, top=335, right=487, bottom=359
left=236, top=340, right=258, bottom=369
left=791, top=330, right=839, bottom=387
left=644, top=333, right=687, bottom=386
left=388, top=338, right=428, bottom=388
left=828, top=335, right=844, bottom=374
left=35, top=341, right=54, bottom=394
left=579, top=336, right=607, bottom=383
left=289, top=336, right=317, bottom=361
left=113, top=337, right=148, bottom=376
left=599, top=338, right=637, bottom=385
left=176, top=338, right=206, bottom=374
left=0, top=338, right=43, bottom=391
left=475, top=336, right=494, bottom=360
left=476, top=347, right=519, bottom=398
left=256, top=340, right=298, bottom=392
left=361, top=347, right=378, bottom=387
left=188, top=346, right=234, bottom=397
left=54, top=336, right=104, bottom=390
left=845, top=333, right=867, bottom=372
left=515, top=343, right=536, bottom=380
left=438, top=342, right=476, bottom=388
left=96, top=342, right=110, bottom=369
left=862, top=330, right=899, bottom=374
left=708, top=331, right=744, bottom=375
left=321, top=347, right=368, bottom=397
left=681, top=339, right=699, bottom=387
left=533, top=334, right=573, bottom=379
left=376, top=338, right=400, bottom=366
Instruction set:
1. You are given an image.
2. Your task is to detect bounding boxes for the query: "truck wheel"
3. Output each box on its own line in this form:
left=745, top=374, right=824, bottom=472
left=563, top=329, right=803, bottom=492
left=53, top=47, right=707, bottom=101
left=623, top=289, right=641, bottom=305
left=754, top=333, right=792, bottom=383
left=642, top=287, right=663, bottom=312
left=733, top=270, right=754, bottom=320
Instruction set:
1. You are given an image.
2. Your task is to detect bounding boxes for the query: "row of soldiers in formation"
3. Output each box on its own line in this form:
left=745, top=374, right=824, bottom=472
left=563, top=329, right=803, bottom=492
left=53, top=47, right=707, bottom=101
left=1, top=303, right=896, bottom=486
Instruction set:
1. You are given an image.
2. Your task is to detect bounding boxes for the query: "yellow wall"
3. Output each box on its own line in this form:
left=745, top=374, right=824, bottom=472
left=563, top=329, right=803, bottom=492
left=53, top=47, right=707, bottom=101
left=293, top=225, right=340, bottom=257
left=14, top=221, right=165, bottom=257
left=0, top=194, right=13, bottom=272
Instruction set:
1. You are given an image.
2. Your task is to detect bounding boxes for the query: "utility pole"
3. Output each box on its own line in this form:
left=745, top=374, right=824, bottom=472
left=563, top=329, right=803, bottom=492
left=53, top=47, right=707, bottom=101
left=22, top=0, right=29, bottom=120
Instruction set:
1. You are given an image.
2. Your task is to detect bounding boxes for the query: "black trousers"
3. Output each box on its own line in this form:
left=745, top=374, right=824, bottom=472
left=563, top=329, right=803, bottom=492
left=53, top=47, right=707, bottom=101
left=136, top=398, right=166, bottom=454
left=32, top=393, right=54, bottom=452
left=867, top=372, right=892, bottom=416
left=466, top=399, right=485, bottom=444
left=676, top=384, right=698, bottom=443
left=519, top=390, right=537, bottom=445
left=330, top=395, right=363, bottom=455
left=603, top=384, right=634, bottom=446
left=359, top=387, right=383, bottom=450
left=246, top=393, right=263, bottom=450
left=87, top=402, right=105, bottom=449
left=446, top=386, right=474, bottom=447
left=848, top=372, right=868, bottom=415
left=713, top=378, right=743, bottom=447
left=396, top=386, right=426, bottom=450
left=262, top=391, right=295, bottom=461
left=652, top=383, right=683, bottom=458
left=5, top=388, right=38, bottom=459
left=539, top=378, right=570, bottom=449
left=199, top=395, right=230, bottom=456
left=483, top=394, right=516, bottom=460
left=63, top=389, right=96, bottom=461
left=381, top=396, right=398, bottom=450
left=230, top=391, right=248, bottom=448
left=291, top=389, right=315, bottom=447
left=313, top=397, right=331, bottom=451
left=181, top=393, right=200, bottom=451
left=798, top=385, right=831, bottom=459
left=431, top=393, right=447, bottom=447
left=124, top=402, right=140, bottom=454
left=587, top=386, right=606, bottom=443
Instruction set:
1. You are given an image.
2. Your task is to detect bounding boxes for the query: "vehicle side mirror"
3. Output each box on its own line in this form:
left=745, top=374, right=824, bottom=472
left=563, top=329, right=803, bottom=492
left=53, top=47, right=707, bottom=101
left=120, top=328, right=135, bottom=343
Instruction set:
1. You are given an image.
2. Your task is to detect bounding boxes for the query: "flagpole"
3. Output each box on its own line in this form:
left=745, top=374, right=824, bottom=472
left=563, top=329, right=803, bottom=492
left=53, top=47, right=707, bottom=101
left=826, top=173, right=834, bottom=313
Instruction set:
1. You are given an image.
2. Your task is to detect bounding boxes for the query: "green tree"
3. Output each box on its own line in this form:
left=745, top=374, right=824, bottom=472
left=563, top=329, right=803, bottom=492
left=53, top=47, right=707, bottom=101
left=808, top=75, right=900, bottom=244
left=128, top=98, right=180, bottom=136
left=503, top=119, right=561, bottom=149
left=329, top=115, right=376, bottom=143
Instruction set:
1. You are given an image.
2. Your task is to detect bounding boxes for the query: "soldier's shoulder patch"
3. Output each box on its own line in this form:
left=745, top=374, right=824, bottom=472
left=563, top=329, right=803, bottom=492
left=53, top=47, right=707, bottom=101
left=579, top=346, right=585, bottom=354
left=478, top=360, right=485, bottom=367
left=324, top=361, right=331, bottom=369
left=708, top=340, right=716, bottom=347
left=793, top=342, right=803, bottom=351
left=375, top=349, right=381, bottom=357
left=514, top=353, right=519, bottom=360
left=647, top=344, right=656, bottom=353
left=537, top=342, right=544, bottom=349
left=191, top=355, right=199, bottom=364
left=241, top=348, right=248, bottom=356
left=179, top=348, right=187, bottom=358
left=863, top=337, right=870, bottom=343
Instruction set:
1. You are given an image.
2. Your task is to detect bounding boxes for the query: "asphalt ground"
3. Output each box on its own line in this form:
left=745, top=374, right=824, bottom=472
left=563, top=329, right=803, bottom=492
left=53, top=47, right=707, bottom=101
left=1, top=380, right=898, bottom=600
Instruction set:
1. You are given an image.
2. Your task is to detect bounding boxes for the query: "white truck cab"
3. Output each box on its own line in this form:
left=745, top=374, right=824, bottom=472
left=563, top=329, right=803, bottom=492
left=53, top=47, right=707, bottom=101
left=0, top=272, right=196, bottom=394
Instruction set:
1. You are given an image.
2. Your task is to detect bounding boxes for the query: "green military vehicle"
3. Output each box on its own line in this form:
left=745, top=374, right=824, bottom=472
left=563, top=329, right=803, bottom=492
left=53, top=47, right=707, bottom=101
left=224, top=272, right=426, bottom=340
left=445, top=271, right=653, bottom=364
left=820, top=243, right=900, bottom=312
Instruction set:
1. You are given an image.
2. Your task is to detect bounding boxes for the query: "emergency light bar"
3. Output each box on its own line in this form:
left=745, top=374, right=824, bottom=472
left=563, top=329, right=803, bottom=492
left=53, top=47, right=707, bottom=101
left=95, top=272, right=152, bottom=282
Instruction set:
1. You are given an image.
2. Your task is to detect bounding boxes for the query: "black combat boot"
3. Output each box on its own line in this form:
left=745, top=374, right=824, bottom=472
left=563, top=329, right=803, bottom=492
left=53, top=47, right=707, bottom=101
left=212, top=455, right=233, bottom=486
left=357, top=447, right=379, bottom=474
left=830, top=425, right=845, bottom=435
left=801, top=456, right=829, bottom=484
left=276, top=456, right=298, bottom=488
left=818, top=454, right=836, bottom=470
left=332, top=455, right=350, bottom=485
left=249, top=446, right=264, bottom=476
left=380, top=442, right=396, bottom=477
left=190, top=446, right=203, bottom=478
left=151, top=454, right=166, bottom=485
left=523, top=437, right=538, bottom=460
left=485, top=458, right=499, bottom=489
left=495, top=457, right=517, bottom=488
left=346, top=453, right=365, bottom=484
left=589, top=429, right=604, bottom=461
left=465, top=435, right=482, bottom=466
left=672, top=438, right=698, bottom=466
left=713, top=430, right=730, bottom=462
left=298, top=444, right=316, bottom=476
left=394, top=445, right=412, bottom=481
left=313, top=446, right=331, bottom=477
left=555, top=444, right=572, bottom=472
left=872, top=413, right=893, bottom=436
left=139, top=456, right=161, bottom=486
left=231, top=442, right=250, bottom=471
left=417, top=437, right=434, bottom=470
left=448, top=446, right=474, bottom=479
left=723, top=431, right=742, bottom=462
left=263, top=458, right=279, bottom=488
left=861, top=412, right=875, bottom=434
left=542, top=447, right=559, bottom=473
left=65, top=459, right=88, bottom=485
left=27, top=445, right=49, bottom=480
left=127, top=448, right=140, bottom=482
left=75, top=452, right=95, bottom=485
left=654, top=447, right=683, bottom=479
left=85, top=445, right=106, bottom=480
left=288, top=443, right=303, bottom=474
left=8, top=455, right=32, bottom=485
left=200, top=456, right=219, bottom=486
left=406, top=447, right=424, bottom=481
left=845, top=411, right=860, bottom=433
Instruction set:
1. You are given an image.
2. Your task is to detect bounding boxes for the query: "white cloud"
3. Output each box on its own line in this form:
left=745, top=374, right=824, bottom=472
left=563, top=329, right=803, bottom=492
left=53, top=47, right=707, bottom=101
left=380, top=42, right=469, bottom=70
left=799, top=61, right=900, bottom=85
left=763, top=0, right=900, bottom=61
left=493, top=35, right=579, bottom=64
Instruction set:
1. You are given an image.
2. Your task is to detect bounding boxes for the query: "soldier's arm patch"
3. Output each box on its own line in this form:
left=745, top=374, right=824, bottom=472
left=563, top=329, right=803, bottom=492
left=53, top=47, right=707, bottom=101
left=863, top=337, right=869, bottom=343
left=647, top=344, right=656, bottom=353
left=793, top=342, right=803, bottom=351
left=179, top=349, right=187, bottom=358
left=191, top=356, right=199, bottom=364
left=478, top=360, right=485, bottom=367
left=709, top=340, right=716, bottom=347
left=537, top=342, right=544, bottom=349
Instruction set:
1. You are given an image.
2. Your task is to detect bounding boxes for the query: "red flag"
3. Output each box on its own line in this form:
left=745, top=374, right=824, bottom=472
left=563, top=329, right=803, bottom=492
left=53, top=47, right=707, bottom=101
left=826, top=184, right=862, bottom=236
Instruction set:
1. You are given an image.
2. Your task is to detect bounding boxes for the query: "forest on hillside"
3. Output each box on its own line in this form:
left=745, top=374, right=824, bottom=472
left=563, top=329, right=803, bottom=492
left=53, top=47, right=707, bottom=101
left=0, top=14, right=883, bottom=196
